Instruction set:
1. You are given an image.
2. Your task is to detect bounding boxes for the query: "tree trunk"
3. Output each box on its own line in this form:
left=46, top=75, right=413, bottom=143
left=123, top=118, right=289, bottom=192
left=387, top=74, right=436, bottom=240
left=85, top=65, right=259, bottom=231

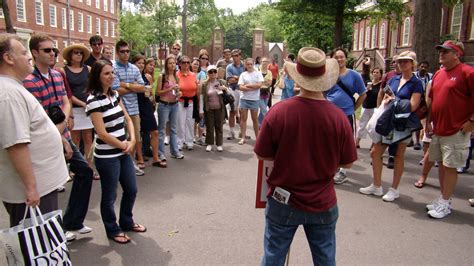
left=413, top=0, right=443, bottom=73
left=333, top=0, right=345, bottom=48
left=181, top=0, right=188, bottom=55
left=1, top=0, right=16, bottom=33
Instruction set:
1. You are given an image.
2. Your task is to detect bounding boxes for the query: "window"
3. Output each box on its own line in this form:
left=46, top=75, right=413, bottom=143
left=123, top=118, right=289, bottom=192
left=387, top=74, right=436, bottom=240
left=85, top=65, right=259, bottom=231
left=451, top=4, right=463, bottom=39
left=371, top=25, right=377, bottom=48
left=365, top=26, right=370, bottom=49
left=35, top=0, right=44, bottom=25
left=96, top=0, right=100, bottom=9
left=111, top=22, right=116, bottom=37
left=104, top=0, right=108, bottom=11
left=78, top=12, right=84, bottom=32
left=53, top=40, right=58, bottom=49
left=104, top=20, right=109, bottom=37
left=62, top=8, right=67, bottom=29
left=63, top=40, right=68, bottom=49
left=353, top=29, right=358, bottom=50
left=17, top=0, right=26, bottom=22
left=69, top=10, right=74, bottom=31
left=379, top=23, right=386, bottom=48
left=471, top=16, right=474, bottom=40
left=402, top=17, right=410, bottom=46
left=87, top=15, right=92, bottom=33
left=87, top=0, right=91, bottom=5
left=359, top=27, right=364, bottom=49
left=0, top=7, right=3, bottom=17
left=49, top=5, right=57, bottom=27
left=111, top=0, right=115, bottom=13
left=96, top=18, right=101, bottom=35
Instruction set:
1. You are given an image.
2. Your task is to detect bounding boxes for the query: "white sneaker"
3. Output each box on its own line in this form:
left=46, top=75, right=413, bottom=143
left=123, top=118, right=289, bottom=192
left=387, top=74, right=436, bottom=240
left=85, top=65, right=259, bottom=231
left=134, top=163, right=145, bottom=176
left=333, top=171, right=348, bottom=184
left=206, top=145, right=212, bottom=152
left=428, top=199, right=451, bottom=219
left=426, top=197, right=452, bottom=211
left=359, top=184, right=383, bottom=196
left=217, top=146, right=223, bottom=152
left=382, top=188, right=399, bottom=202
left=164, top=136, right=169, bottom=145
left=57, top=186, right=66, bottom=193
left=73, top=225, right=92, bottom=234
left=65, top=231, right=76, bottom=242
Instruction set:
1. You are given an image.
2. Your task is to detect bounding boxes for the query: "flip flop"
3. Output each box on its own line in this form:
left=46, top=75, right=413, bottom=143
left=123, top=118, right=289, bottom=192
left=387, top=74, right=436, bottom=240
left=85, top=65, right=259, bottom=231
left=137, top=162, right=146, bottom=169
left=111, top=233, right=130, bottom=244
left=93, top=172, right=100, bottom=180
left=128, top=223, right=147, bottom=233
left=152, top=160, right=167, bottom=168
left=414, top=180, right=425, bottom=188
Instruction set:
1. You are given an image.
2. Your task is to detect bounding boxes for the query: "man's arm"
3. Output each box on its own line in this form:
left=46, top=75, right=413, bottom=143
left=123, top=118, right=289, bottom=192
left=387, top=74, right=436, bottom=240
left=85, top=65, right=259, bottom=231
left=6, top=144, right=40, bottom=207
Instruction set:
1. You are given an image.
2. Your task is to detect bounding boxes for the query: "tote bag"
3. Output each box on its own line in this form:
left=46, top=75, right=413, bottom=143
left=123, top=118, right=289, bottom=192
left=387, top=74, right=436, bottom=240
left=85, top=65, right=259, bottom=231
left=0, top=207, right=71, bottom=265
left=367, top=104, right=388, bottom=142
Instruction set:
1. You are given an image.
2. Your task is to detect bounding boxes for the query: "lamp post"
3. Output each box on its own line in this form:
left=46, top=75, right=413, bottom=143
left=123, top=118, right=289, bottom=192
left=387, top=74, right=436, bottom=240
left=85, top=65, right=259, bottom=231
left=66, top=0, right=71, bottom=45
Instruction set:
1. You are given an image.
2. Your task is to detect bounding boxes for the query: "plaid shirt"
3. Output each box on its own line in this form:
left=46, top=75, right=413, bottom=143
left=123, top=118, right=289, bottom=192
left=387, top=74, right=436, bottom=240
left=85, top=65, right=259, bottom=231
left=23, top=67, right=71, bottom=139
left=112, top=61, right=144, bottom=116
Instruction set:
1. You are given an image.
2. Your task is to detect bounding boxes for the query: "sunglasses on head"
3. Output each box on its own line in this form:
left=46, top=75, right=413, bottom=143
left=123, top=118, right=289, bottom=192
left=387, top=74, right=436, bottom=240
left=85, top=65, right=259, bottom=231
left=119, top=50, right=130, bottom=54
left=208, top=70, right=217, bottom=74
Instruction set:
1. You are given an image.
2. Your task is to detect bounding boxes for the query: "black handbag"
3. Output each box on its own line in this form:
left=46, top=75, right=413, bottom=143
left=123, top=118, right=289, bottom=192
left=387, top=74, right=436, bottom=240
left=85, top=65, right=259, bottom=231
left=222, top=90, right=235, bottom=106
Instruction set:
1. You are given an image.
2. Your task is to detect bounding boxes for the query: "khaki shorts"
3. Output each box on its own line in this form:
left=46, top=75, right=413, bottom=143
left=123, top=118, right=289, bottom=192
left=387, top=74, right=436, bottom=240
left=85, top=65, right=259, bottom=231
left=130, top=115, right=141, bottom=142
left=428, top=131, right=470, bottom=168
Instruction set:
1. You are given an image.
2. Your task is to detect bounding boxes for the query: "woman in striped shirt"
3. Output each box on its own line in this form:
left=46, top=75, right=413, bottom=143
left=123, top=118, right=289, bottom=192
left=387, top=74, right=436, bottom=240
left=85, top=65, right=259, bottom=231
left=86, top=60, right=146, bottom=244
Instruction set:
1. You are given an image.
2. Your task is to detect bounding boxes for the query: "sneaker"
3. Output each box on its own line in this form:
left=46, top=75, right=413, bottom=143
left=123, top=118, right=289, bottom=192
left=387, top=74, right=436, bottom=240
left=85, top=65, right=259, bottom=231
left=426, top=197, right=452, bottom=211
left=413, top=143, right=421, bottom=150
left=434, top=161, right=439, bottom=167
left=382, top=188, right=399, bottom=202
left=159, top=154, right=167, bottom=162
left=456, top=167, right=466, bottom=173
left=164, top=136, right=169, bottom=145
left=172, top=153, right=184, bottom=159
left=238, top=139, right=245, bottom=145
left=134, top=163, right=145, bottom=176
left=196, top=138, right=206, bottom=146
left=359, top=184, right=383, bottom=196
left=73, top=226, right=92, bottom=234
left=57, top=186, right=66, bottom=193
left=217, top=146, right=223, bottom=152
left=428, top=199, right=451, bottom=219
left=333, top=171, right=348, bottom=184
left=468, top=198, right=474, bottom=207
left=418, top=159, right=424, bottom=166
left=206, top=145, right=212, bottom=152
left=187, top=145, right=193, bottom=150
left=65, top=231, right=77, bottom=242
left=386, top=157, right=395, bottom=169
left=227, top=131, right=235, bottom=140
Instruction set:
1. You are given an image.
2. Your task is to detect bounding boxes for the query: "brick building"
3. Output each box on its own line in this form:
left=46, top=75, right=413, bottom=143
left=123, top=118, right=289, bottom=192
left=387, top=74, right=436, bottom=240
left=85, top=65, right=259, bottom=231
left=351, top=0, right=474, bottom=71
left=0, top=0, right=119, bottom=63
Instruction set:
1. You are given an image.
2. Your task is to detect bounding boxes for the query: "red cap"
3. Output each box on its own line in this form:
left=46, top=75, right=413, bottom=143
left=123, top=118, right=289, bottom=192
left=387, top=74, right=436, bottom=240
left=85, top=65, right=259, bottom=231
left=436, top=40, right=464, bottom=56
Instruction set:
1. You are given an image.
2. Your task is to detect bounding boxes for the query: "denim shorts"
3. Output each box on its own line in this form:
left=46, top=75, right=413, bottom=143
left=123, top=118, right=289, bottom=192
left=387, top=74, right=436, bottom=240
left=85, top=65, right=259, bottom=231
left=239, top=99, right=259, bottom=110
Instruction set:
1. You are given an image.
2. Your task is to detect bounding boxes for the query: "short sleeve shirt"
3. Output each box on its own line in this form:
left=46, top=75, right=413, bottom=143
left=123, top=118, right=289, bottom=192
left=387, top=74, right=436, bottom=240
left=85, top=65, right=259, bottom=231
left=387, top=74, right=423, bottom=100
left=326, top=69, right=367, bottom=115
left=112, top=61, right=144, bottom=116
left=226, top=63, right=245, bottom=90
left=0, top=76, right=68, bottom=203
left=238, top=71, right=264, bottom=101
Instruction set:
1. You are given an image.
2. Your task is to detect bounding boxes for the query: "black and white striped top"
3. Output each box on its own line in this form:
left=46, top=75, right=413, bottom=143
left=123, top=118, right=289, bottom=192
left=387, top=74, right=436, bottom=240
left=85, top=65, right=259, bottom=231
left=86, top=91, right=126, bottom=158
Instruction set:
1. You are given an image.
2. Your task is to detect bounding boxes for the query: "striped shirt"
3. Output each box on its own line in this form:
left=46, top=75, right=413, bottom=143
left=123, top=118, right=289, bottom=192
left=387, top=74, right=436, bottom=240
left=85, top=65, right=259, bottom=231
left=86, top=91, right=126, bottom=158
left=23, top=67, right=71, bottom=139
left=111, top=61, right=144, bottom=116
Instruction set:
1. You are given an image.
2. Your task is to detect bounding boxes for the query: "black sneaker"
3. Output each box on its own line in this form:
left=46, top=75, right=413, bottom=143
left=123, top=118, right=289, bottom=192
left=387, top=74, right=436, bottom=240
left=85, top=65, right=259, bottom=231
left=413, top=143, right=421, bottom=150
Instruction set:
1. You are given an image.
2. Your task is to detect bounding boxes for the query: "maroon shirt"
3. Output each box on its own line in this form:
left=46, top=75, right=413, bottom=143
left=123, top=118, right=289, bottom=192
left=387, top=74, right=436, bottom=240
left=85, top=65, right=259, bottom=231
left=254, top=97, right=357, bottom=212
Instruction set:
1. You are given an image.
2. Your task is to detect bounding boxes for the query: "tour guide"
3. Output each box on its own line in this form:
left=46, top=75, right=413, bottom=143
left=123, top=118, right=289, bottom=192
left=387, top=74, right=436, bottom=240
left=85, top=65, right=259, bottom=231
left=254, top=47, right=357, bottom=265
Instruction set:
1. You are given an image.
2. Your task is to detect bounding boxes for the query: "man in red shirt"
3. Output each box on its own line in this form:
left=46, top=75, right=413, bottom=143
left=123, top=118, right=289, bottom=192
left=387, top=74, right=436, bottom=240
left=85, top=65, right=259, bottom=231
left=254, top=47, right=357, bottom=265
left=267, top=58, right=279, bottom=107
left=426, top=40, right=474, bottom=219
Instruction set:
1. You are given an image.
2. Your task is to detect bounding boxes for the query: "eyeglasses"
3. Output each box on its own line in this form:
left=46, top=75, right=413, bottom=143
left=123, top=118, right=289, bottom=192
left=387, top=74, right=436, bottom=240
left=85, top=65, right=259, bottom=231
left=91, top=43, right=103, bottom=46
left=119, top=50, right=130, bottom=54
left=201, top=57, right=209, bottom=60
left=172, top=47, right=181, bottom=51
left=73, top=50, right=84, bottom=55
left=38, top=48, right=55, bottom=53
left=180, top=61, right=190, bottom=64
left=208, top=70, right=217, bottom=74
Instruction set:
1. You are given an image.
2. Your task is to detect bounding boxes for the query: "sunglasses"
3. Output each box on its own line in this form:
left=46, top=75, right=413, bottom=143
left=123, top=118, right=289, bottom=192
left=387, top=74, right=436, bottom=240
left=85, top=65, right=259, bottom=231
left=119, top=50, right=130, bottom=54
left=73, top=50, right=84, bottom=55
left=91, top=43, right=103, bottom=46
left=208, top=70, right=217, bottom=74
left=172, top=47, right=181, bottom=51
left=39, top=48, right=56, bottom=53
left=201, top=57, right=209, bottom=60
left=180, top=61, right=190, bottom=64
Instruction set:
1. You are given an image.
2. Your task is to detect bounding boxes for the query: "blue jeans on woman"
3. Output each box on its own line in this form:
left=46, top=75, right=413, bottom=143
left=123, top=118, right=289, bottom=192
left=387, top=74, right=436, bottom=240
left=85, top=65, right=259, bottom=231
left=94, top=154, right=137, bottom=238
left=158, top=102, right=180, bottom=158
left=258, top=98, right=269, bottom=126
left=262, top=198, right=339, bottom=266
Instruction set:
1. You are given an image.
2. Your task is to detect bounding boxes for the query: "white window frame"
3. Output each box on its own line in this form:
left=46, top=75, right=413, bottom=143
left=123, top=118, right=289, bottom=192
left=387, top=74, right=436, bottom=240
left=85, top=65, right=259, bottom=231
left=470, top=16, right=474, bottom=40
left=96, top=18, right=101, bottom=35
left=111, top=22, right=116, bottom=37
left=371, top=24, right=377, bottom=48
left=87, top=15, right=92, bottom=34
left=104, top=19, right=109, bottom=37
left=87, top=0, right=91, bottom=6
left=365, top=26, right=370, bottom=49
left=0, top=7, right=4, bottom=18
left=450, top=4, right=463, bottom=39
left=353, top=29, right=358, bottom=51
left=63, top=40, right=68, bottom=49
left=35, top=0, right=44, bottom=25
left=78, top=12, right=84, bottom=32
left=379, top=23, right=386, bottom=48
left=359, top=27, right=364, bottom=49
left=49, top=4, right=57, bottom=28
left=402, top=17, right=410, bottom=46
left=69, top=10, right=74, bottom=31
left=17, top=0, right=26, bottom=22
left=104, top=0, right=108, bottom=11
left=96, top=0, right=100, bottom=9
left=111, top=0, right=115, bottom=14
left=62, top=8, right=67, bottom=29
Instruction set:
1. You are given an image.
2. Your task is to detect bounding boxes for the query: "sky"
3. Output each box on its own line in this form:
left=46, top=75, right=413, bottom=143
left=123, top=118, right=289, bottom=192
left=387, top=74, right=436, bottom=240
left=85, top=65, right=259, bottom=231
left=214, top=0, right=272, bottom=15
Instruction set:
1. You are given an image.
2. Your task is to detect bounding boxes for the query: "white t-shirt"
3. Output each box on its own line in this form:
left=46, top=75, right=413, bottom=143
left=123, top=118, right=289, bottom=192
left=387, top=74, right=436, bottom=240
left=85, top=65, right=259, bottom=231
left=0, top=76, right=68, bottom=203
left=238, top=70, right=264, bottom=101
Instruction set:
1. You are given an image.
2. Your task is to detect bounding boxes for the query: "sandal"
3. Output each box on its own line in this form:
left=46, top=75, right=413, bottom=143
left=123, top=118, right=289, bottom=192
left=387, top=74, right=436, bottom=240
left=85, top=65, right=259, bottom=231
left=238, top=139, right=245, bottom=145
left=93, top=172, right=100, bottom=180
left=413, top=179, right=425, bottom=188
left=127, top=223, right=147, bottom=233
left=111, top=233, right=130, bottom=244
left=152, top=160, right=167, bottom=168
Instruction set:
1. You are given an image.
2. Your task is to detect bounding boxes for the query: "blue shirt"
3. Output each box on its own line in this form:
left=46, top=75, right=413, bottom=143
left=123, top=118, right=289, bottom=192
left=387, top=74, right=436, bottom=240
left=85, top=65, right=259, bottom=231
left=112, top=61, right=144, bottom=116
left=326, top=69, right=366, bottom=115
left=388, top=74, right=423, bottom=100
left=226, top=62, right=245, bottom=90
left=197, top=69, right=207, bottom=82
left=280, top=76, right=295, bottom=100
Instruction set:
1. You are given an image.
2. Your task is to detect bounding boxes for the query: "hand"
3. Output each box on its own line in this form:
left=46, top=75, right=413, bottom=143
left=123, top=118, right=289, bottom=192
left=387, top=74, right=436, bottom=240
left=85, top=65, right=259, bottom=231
left=67, top=118, right=74, bottom=130
left=461, top=120, right=474, bottom=134
left=56, top=120, right=67, bottom=134
left=63, top=140, right=73, bottom=160
left=122, top=140, right=135, bottom=154
left=382, top=93, right=394, bottom=106
left=228, top=77, right=237, bottom=84
left=25, top=187, right=40, bottom=207
left=425, top=122, right=433, bottom=137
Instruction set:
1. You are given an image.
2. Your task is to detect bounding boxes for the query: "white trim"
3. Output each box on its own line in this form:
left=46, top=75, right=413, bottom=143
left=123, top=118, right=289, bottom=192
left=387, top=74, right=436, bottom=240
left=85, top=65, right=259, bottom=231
left=0, top=7, right=3, bottom=18
left=78, top=12, right=84, bottom=32
left=16, top=0, right=26, bottom=22
left=96, top=17, right=101, bottom=35
left=35, top=0, right=44, bottom=25
left=62, top=8, right=67, bottom=30
left=111, top=0, right=115, bottom=14
left=111, top=22, right=116, bottom=37
left=353, top=29, right=358, bottom=51
left=371, top=24, right=377, bottom=48
left=96, top=0, right=100, bottom=9
left=470, top=15, right=474, bottom=40
left=104, top=19, right=109, bottom=37
left=365, top=26, right=370, bottom=49
left=87, top=0, right=91, bottom=6
left=49, top=4, right=57, bottom=28
left=359, top=27, right=364, bottom=49
left=379, top=23, right=386, bottom=48
left=450, top=4, right=463, bottom=39
left=87, top=15, right=92, bottom=34
left=104, top=0, right=108, bottom=12
left=402, top=17, right=410, bottom=46
left=69, top=10, right=74, bottom=31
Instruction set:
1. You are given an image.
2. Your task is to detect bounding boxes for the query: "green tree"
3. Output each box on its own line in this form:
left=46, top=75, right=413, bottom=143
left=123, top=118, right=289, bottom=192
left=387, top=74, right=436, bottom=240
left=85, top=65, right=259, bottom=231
left=118, top=11, right=150, bottom=52
left=141, top=0, right=181, bottom=46
left=186, top=0, right=220, bottom=47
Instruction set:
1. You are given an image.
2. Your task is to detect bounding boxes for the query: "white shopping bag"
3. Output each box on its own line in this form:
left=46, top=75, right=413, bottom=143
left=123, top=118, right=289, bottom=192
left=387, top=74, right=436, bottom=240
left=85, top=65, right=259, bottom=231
left=367, top=104, right=388, bottom=142
left=0, top=206, right=71, bottom=265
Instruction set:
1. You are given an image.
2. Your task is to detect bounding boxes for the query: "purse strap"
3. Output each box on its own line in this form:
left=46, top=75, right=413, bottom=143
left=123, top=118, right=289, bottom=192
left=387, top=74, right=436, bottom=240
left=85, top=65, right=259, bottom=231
left=337, top=79, right=355, bottom=105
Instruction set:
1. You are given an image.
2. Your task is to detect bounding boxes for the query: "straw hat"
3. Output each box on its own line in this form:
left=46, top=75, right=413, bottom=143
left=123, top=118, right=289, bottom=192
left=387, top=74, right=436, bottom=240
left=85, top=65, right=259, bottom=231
left=285, top=47, right=339, bottom=92
left=61, top=43, right=90, bottom=61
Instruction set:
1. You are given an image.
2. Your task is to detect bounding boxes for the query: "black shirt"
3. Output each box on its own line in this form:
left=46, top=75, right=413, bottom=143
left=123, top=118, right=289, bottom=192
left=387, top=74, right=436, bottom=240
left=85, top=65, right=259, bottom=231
left=362, top=82, right=381, bottom=109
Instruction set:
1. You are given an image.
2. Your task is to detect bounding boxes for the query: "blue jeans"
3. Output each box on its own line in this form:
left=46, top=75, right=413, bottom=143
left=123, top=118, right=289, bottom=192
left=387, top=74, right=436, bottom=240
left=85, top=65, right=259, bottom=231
left=258, top=98, right=269, bottom=126
left=94, top=154, right=138, bottom=238
left=158, top=102, right=179, bottom=157
left=63, top=140, right=93, bottom=231
left=262, top=198, right=338, bottom=266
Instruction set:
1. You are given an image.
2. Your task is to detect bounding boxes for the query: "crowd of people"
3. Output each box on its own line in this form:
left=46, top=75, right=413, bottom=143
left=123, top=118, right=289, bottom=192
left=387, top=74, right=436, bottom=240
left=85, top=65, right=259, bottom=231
left=0, top=30, right=472, bottom=264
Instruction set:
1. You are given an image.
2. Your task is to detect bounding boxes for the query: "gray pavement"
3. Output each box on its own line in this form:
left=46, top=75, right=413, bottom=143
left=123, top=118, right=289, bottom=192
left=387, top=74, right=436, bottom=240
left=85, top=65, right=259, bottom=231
left=1, top=96, right=473, bottom=265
